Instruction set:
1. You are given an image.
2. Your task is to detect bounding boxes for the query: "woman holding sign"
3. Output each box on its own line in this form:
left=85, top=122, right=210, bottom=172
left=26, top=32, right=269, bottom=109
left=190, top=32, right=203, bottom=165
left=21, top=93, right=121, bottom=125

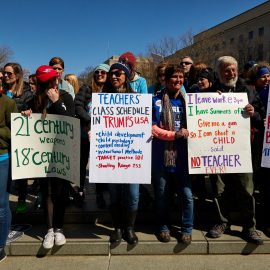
left=0, top=93, right=17, bottom=262
left=152, top=64, right=193, bottom=244
left=102, top=60, right=140, bottom=245
left=22, top=65, right=75, bottom=249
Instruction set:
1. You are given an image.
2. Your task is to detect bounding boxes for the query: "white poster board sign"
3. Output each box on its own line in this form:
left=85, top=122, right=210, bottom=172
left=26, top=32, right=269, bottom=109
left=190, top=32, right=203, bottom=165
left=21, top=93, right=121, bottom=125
left=11, top=113, right=80, bottom=184
left=261, top=85, right=270, bottom=168
left=186, top=92, right=253, bottom=174
left=89, top=93, right=152, bottom=184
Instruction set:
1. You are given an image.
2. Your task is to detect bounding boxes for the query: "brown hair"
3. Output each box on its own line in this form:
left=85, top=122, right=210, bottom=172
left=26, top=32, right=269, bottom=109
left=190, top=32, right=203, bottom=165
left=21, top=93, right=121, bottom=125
left=4, top=62, right=24, bottom=96
left=247, top=61, right=270, bottom=85
left=49, top=57, right=65, bottom=69
left=164, top=64, right=185, bottom=81
left=188, top=62, right=208, bottom=85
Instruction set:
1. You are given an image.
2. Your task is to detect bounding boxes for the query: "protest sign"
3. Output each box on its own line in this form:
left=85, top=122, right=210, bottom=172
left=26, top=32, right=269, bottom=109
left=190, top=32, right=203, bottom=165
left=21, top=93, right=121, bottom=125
left=89, top=93, right=152, bottom=184
left=186, top=92, right=252, bottom=174
left=261, top=85, right=270, bottom=168
left=11, top=113, right=80, bottom=184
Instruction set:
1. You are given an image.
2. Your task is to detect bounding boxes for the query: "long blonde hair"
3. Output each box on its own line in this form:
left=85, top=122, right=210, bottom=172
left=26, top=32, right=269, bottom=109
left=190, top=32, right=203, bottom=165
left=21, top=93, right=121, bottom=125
left=64, top=74, right=80, bottom=94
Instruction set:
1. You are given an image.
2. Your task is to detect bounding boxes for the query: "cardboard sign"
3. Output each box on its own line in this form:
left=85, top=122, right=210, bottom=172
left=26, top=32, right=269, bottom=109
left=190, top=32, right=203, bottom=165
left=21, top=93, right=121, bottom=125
left=11, top=113, right=80, bottom=184
left=186, top=92, right=253, bottom=174
left=261, top=85, right=270, bottom=168
left=89, top=93, right=152, bottom=184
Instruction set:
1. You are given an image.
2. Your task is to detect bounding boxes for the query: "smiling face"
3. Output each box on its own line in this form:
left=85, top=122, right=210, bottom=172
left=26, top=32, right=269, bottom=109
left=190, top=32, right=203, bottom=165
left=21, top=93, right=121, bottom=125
left=94, top=69, right=108, bottom=85
left=109, top=69, right=126, bottom=89
left=3, top=66, right=17, bottom=85
left=198, top=77, right=211, bottom=90
left=219, top=64, right=238, bottom=87
left=255, top=73, right=270, bottom=89
left=165, top=71, right=184, bottom=93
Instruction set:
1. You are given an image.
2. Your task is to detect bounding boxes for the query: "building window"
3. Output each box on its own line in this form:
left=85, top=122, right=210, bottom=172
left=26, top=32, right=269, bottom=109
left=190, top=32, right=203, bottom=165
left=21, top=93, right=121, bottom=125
left=248, top=31, right=253, bottom=40
left=258, top=44, right=263, bottom=61
left=248, top=47, right=253, bottom=60
left=239, top=35, right=243, bottom=42
left=258, top=27, right=264, bottom=37
left=222, top=41, right=226, bottom=49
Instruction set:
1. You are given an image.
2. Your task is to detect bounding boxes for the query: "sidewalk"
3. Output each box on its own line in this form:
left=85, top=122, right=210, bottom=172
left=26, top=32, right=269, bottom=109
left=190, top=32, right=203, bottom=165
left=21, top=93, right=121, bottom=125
left=7, top=181, right=270, bottom=257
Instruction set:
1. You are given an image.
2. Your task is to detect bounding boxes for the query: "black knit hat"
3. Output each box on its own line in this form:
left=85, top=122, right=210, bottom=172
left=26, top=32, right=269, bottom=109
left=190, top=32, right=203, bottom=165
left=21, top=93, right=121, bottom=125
left=198, top=69, right=214, bottom=83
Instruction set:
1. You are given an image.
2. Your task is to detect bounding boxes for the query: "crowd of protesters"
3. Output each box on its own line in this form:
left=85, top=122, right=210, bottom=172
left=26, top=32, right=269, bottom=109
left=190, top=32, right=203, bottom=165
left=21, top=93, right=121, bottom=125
left=0, top=52, right=269, bottom=262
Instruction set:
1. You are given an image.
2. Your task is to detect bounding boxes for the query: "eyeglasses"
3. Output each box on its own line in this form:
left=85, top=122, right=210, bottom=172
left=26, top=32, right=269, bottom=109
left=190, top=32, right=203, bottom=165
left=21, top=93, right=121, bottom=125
left=29, top=82, right=36, bottom=85
left=53, top=67, right=63, bottom=71
left=94, top=70, right=107, bottom=75
left=109, top=71, right=125, bottom=77
left=4, top=71, right=14, bottom=76
left=180, top=62, right=193, bottom=66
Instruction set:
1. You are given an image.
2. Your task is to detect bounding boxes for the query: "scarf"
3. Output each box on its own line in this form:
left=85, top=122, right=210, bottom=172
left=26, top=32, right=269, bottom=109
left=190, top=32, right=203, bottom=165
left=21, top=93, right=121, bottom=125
left=161, top=90, right=177, bottom=168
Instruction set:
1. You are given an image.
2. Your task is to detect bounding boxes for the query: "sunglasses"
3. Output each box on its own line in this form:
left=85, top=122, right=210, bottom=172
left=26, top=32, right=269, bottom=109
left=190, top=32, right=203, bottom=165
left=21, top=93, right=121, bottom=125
left=110, top=70, right=125, bottom=77
left=4, top=71, right=14, bottom=76
left=0, top=77, right=3, bottom=80
left=94, top=70, right=107, bottom=75
left=180, top=62, right=193, bottom=66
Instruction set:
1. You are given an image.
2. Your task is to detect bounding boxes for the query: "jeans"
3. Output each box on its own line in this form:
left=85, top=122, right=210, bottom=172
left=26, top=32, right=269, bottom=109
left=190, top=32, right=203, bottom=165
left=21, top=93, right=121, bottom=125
left=0, top=158, right=11, bottom=248
left=153, top=169, right=194, bottom=235
left=108, top=184, right=140, bottom=211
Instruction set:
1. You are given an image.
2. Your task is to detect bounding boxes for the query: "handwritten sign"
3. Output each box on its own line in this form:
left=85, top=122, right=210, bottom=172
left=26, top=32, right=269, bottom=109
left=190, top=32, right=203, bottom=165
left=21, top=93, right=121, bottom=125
left=261, top=85, right=270, bottom=168
left=89, top=93, right=152, bottom=184
left=11, top=113, right=80, bottom=184
left=186, top=92, right=252, bottom=174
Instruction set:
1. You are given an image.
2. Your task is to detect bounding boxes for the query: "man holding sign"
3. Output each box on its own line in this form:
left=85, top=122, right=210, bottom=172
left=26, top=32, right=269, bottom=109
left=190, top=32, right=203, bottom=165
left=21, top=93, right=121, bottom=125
left=207, top=56, right=263, bottom=245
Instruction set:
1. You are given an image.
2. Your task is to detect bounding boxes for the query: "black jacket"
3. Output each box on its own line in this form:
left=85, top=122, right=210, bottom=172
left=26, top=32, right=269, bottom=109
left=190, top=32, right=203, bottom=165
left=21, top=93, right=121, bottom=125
left=30, top=90, right=75, bottom=117
left=74, top=85, right=92, bottom=128
left=12, top=82, right=34, bottom=112
left=47, top=90, right=75, bottom=117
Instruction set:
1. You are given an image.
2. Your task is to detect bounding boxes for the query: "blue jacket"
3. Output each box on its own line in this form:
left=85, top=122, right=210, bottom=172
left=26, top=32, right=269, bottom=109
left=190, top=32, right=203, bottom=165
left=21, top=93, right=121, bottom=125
left=130, top=73, right=148, bottom=94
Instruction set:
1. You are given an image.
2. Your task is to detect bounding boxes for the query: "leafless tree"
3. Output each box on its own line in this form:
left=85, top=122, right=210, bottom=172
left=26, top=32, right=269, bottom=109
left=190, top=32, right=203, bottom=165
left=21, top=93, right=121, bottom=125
left=0, top=46, right=13, bottom=67
left=78, top=66, right=94, bottom=86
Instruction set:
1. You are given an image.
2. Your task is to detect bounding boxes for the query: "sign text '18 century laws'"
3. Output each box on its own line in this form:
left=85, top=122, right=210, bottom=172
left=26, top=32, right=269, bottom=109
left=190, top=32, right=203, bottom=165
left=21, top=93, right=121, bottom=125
left=186, top=93, right=252, bottom=174
left=11, top=113, right=80, bottom=185
left=261, top=85, right=270, bottom=168
left=89, top=93, right=152, bottom=184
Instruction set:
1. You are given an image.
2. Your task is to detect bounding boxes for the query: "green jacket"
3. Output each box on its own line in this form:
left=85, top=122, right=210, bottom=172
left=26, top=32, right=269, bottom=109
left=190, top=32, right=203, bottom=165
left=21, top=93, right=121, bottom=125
left=0, top=93, right=18, bottom=155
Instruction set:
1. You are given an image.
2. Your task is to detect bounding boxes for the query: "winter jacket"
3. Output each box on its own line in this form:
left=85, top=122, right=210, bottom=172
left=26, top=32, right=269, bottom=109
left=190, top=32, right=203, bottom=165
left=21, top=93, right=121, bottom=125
left=74, top=85, right=92, bottom=128
left=30, top=90, right=75, bottom=117
left=5, top=82, right=34, bottom=112
left=130, top=73, right=148, bottom=93
left=0, top=93, right=18, bottom=155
